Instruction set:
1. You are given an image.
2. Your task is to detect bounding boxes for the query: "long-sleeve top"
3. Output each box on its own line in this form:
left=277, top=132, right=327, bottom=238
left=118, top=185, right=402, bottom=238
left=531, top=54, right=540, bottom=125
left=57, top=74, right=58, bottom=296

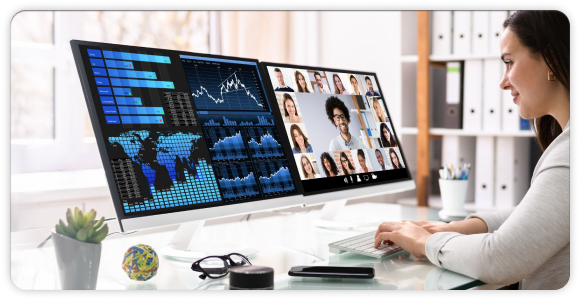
left=426, top=121, right=570, bottom=290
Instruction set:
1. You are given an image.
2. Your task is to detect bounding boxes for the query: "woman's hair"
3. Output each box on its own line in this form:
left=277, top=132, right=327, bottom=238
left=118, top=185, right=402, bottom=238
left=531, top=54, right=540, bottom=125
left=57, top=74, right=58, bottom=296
left=357, top=149, right=365, bottom=160
left=282, top=93, right=298, bottom=117
left=294, top=70, right=310, bottom=93
left=300, top=155, right=317, bottom=178
left=332, top=74, right=345, bottom=94
left=389, top=148, right=401, bottom=169
left=339, top=151, right=355, bottom=172
left=380, top=123, right=397, bottom=147
left=289, top=124, right=310, bottom=150
left=503, top=11, right=569, bottom=151
left=320, top=152, right=339, bottom=177
left=373, top=98, right=385, bottom=122
left=325, top=96, right=351, bottom=126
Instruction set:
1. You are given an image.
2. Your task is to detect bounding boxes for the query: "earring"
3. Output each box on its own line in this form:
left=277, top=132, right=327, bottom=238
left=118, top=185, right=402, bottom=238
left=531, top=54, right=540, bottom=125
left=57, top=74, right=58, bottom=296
left=548, top=70, right=556, bottom=81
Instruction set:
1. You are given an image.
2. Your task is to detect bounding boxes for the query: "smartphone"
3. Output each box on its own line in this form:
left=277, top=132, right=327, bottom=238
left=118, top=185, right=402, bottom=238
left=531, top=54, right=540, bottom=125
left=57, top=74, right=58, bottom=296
left=288, top=266, right=374, bottom=279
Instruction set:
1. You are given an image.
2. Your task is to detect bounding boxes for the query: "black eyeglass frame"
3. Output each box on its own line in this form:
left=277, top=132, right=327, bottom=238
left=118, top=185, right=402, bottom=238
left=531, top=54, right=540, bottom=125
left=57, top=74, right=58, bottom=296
left=191, top=252, right=252, bottom=280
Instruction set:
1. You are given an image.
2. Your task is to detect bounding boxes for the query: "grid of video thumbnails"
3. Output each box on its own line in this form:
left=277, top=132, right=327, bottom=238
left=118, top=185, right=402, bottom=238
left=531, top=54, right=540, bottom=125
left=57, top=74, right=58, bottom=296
left=265, top=66, right=408, bottom=194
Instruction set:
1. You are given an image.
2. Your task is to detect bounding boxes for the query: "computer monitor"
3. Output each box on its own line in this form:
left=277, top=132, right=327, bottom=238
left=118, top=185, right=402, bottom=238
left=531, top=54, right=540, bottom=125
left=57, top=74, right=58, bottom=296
left=70, top=39, right=414, bottom=257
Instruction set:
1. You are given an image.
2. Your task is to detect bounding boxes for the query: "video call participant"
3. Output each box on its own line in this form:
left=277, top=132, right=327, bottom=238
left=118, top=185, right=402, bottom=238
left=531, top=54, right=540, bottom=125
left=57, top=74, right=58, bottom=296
left=356, top=149, right=373, bottom=173
left=294, top=70, right=311, bottom=93
left=389, top=148, right=403, bottom=169
left=290, top=124, right=314, bottom=154
left=320, top=152, right=339, bottom=177
left=300, top=154, right=320, bottom=179
left=372, top=98, right=387, bottom=122
left=325, top=96, right=368, bottom=151
left=332, top=74, right=350, bottom=95
left=282, top=93, right=302, bottom=123
left=375, top=149, right=391, bottom=171
left=274, top=68, right=294, bottom=92
left=312, top=71, right=330, bottom=94
left=380, top=123, right=398, bottom=148
left=350, top=75, right=363, bottom=96
left=365, top=76, right=381, bottom=97
left=339, top=151, right=356, bottom=175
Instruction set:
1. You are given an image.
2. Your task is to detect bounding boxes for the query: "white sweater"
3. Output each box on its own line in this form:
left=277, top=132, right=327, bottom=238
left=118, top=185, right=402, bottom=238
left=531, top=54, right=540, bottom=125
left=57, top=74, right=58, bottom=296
left=426, top=122, right=570, bottom=290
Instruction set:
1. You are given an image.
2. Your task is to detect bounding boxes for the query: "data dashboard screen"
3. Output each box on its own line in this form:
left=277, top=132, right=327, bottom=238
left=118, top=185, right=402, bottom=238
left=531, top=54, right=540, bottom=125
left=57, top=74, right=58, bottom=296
left=72, top=41, right=300, bottom=218
left=261, top=63, right=412, bottom=195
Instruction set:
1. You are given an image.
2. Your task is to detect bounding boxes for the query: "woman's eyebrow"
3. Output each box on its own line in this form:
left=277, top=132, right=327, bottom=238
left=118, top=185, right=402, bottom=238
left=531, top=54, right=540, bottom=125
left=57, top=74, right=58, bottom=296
left=501, top=53, right=511, bottom=61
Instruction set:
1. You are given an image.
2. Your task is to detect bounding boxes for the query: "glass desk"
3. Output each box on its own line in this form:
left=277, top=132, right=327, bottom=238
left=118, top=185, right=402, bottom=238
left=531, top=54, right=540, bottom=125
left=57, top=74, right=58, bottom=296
left=11, top=202, right=485, bottom=290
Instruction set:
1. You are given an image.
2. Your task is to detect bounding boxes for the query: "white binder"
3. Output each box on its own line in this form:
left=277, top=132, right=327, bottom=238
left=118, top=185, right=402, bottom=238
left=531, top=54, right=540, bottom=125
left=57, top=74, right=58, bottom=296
left=442, top=135, right=476, bottom=202
left=482, top=59, right=502, bottom=131
left=501, top=62, right=520, bottom=131
left=472, top=11, right=490, bottom=55
left=489, top=11, right=508, bottom=56
left=475, top=136, right=495, bottom=210
left=495, top=137, right=531, bottom=209
left=432, top=11, right=453, bottom=55
left=453, top=11, right=472, bottom=55
left=462, top=60, right=483, bottom=130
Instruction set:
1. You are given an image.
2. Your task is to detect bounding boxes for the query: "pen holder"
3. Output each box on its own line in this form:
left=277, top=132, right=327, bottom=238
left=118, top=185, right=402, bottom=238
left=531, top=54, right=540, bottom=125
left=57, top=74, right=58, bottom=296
left=438, top=179, right=469, bottom=219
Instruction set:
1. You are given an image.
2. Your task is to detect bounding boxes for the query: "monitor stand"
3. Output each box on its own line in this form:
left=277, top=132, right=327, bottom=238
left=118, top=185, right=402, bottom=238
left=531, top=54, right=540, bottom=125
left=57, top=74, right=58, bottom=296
left=311, top=200, right=383, bottom=230
left=160, top=220, right=259, bottom=262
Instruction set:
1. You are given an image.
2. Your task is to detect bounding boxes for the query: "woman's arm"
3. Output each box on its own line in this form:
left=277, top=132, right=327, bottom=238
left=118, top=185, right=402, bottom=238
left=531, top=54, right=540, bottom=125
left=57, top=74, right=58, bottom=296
left=417, top=218, right=488, bottom=235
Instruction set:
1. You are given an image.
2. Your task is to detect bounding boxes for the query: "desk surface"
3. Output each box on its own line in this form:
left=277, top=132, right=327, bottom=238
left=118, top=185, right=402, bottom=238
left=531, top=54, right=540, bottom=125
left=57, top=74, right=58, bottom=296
left=11, top=202, right=484, bottom=290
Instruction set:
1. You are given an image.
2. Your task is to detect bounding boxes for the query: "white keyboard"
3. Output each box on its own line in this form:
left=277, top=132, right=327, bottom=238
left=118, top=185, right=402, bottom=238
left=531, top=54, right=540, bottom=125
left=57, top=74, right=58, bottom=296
left=329, top=231, right=404, bottom=258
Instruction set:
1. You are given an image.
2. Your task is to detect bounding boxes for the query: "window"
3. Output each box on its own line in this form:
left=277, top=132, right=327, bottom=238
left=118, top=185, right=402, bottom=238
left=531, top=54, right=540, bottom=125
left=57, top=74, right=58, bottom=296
left=11, top=11, right=211, bottom=174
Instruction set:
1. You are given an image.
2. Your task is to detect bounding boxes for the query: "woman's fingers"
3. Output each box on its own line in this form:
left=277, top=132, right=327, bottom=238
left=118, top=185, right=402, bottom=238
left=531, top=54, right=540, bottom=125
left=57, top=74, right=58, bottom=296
left=374, top=232, right=394, bottom=248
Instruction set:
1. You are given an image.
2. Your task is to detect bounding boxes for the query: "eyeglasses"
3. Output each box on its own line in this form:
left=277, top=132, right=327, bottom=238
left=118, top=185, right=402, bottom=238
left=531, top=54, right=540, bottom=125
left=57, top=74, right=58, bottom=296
left=333, top=114, right=347, bottom=121
left=191, top=253, right=252, bottom=280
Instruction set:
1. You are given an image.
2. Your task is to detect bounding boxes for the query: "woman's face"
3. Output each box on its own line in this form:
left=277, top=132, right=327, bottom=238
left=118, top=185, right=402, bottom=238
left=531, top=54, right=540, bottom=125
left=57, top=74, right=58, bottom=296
left=358, top=155, right=366, bottom=168
left=350, top=78, right=359, bottom=92
left=293, top=129, right=305, bottom=147
left=302, top=157, right=313, bottom=174
left=499, top=28, right=554, bottom=119
left=285, top=99, right=296, bottom=116
left=298, top=73, right=306, bottom=89
left=383, top=126, right=390, bottom=141
left=335, top=76, right=344, bottom=91
left=391, top=152, right=399, bottom=166
left=373, top=101, right=382, bottom=118
left=340, top=156, right=349, bottom=170
left=323, top=157, right=331, bottom=173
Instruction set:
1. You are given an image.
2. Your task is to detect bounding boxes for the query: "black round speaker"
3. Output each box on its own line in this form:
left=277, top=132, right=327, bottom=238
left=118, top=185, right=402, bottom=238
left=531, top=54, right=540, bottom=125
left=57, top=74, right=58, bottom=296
left=229, top=266, right=274, bottom=290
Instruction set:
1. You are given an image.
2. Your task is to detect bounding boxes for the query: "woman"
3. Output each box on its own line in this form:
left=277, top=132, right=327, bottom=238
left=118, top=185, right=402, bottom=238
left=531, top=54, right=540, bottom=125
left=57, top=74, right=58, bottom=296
left=372, top=98, right=387, bottom=122
left=374, top=11, right=569, bottom=290
left=388, top=148, right=402, bottom=170
left=339, top=151, right=356, bottom=175
left=333, top=74, right=350, bottom=95
left=356, top=149, right=373, bottom=173
left=379, top=123, right=398, bottom=148
left=349, top=75, right=363, bottom=95
left=320, top=152, right=339, bottom=177
left=282, top=93, right=302, bottom=123
left=294, top=70, right=311, bottom=93
left=300, top=154, right=319, bottom=179
left=289, top=124, right=313, bottom=154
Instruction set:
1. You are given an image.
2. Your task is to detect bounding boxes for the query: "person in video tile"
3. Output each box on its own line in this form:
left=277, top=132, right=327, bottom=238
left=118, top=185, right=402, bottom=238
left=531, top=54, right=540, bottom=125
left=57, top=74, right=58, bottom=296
left=372, top=98, right=387, bottom=122
left=294, top=70, right=311, bottom=93
left=313, top=71, right=330, bottom=94
left=320, top=152, right=339, bottom=177
left=339, top=151, right=356, bottom=175
left=325, top=96, right=368, bottom=151
left=356, top=149, right=373, bottom=173
left=375, top=149, right=391, bottom=171
left=389, top=148, right=403, bottom=169
left=290, top=124, right=313, bottom=154
left=350, top=75, right=363, bottom=96
left=332, top=74, right=350, bottom=95
left=364, top=76, right=381, bottom=97
left=379, top=123, right=398, bottom=148
left=300, top=154, right=320, bottom=179
left=274, top=68, right=294, bottom=92
left=282, top=93, right=303, bottom=123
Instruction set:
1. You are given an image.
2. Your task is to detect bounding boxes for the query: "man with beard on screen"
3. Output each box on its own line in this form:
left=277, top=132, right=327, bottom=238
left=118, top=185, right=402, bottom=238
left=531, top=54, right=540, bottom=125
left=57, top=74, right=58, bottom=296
left=325, top=96, right=368, bottom=151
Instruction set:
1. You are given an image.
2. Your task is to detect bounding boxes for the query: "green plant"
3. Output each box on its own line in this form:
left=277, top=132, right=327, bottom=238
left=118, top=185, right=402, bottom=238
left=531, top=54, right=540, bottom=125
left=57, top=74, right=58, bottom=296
left=55, top=207, right=109, bottom=243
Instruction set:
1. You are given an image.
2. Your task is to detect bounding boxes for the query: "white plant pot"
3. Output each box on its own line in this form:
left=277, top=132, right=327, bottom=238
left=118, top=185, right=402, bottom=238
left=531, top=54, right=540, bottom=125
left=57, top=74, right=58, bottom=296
left=438, top=179, right=470, bottom=218
left=52, top=230, right=102, bottom=290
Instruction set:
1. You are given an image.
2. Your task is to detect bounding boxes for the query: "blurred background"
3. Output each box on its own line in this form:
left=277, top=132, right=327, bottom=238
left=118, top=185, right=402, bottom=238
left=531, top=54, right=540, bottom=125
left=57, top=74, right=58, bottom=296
left=10, top=11, right=405, bottom=233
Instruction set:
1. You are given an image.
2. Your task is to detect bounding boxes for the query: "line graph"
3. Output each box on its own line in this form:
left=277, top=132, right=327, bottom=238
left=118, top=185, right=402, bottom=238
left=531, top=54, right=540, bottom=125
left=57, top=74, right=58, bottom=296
left=256, top=160, right=295, bottom=194
left=204, top=128, right=248, bottom=161
left=215, top=163, right=261, bottom=200
left=182, top=60, right=269, bottom=112
left=245, top=128, right=284, bottom=158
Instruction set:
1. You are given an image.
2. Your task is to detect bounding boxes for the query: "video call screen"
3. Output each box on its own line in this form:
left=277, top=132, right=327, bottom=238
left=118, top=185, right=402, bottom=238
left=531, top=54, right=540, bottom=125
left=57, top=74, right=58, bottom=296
left=261, top=63, right=412, bottom=195
left=72, top=41, right=300, bottom=218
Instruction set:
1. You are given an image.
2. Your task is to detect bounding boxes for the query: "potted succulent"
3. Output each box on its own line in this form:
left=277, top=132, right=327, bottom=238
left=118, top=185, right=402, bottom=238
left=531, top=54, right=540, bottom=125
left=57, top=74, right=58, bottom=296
left=52, top=207, right=109, bottom=290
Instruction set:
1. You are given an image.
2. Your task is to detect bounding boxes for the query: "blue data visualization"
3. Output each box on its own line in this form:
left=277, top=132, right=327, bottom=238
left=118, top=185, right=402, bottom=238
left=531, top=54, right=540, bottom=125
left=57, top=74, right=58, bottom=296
left=181, top=58, right=268, bottom=112
left=204, top=127, right=248, bottom=161
left=199, top=114, right=276, bottom=127
left=214, top=163, right=260, bottom=201
left=256, top=160, right=295, bottom=194
left=245, top=127, right=284, bottom=158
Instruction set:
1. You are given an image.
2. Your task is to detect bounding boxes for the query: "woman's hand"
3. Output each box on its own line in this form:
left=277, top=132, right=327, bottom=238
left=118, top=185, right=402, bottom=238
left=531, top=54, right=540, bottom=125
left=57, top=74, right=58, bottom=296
left=374, top=221, right=432, bottom=258
left=412, top=221, right=453, bottom=234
